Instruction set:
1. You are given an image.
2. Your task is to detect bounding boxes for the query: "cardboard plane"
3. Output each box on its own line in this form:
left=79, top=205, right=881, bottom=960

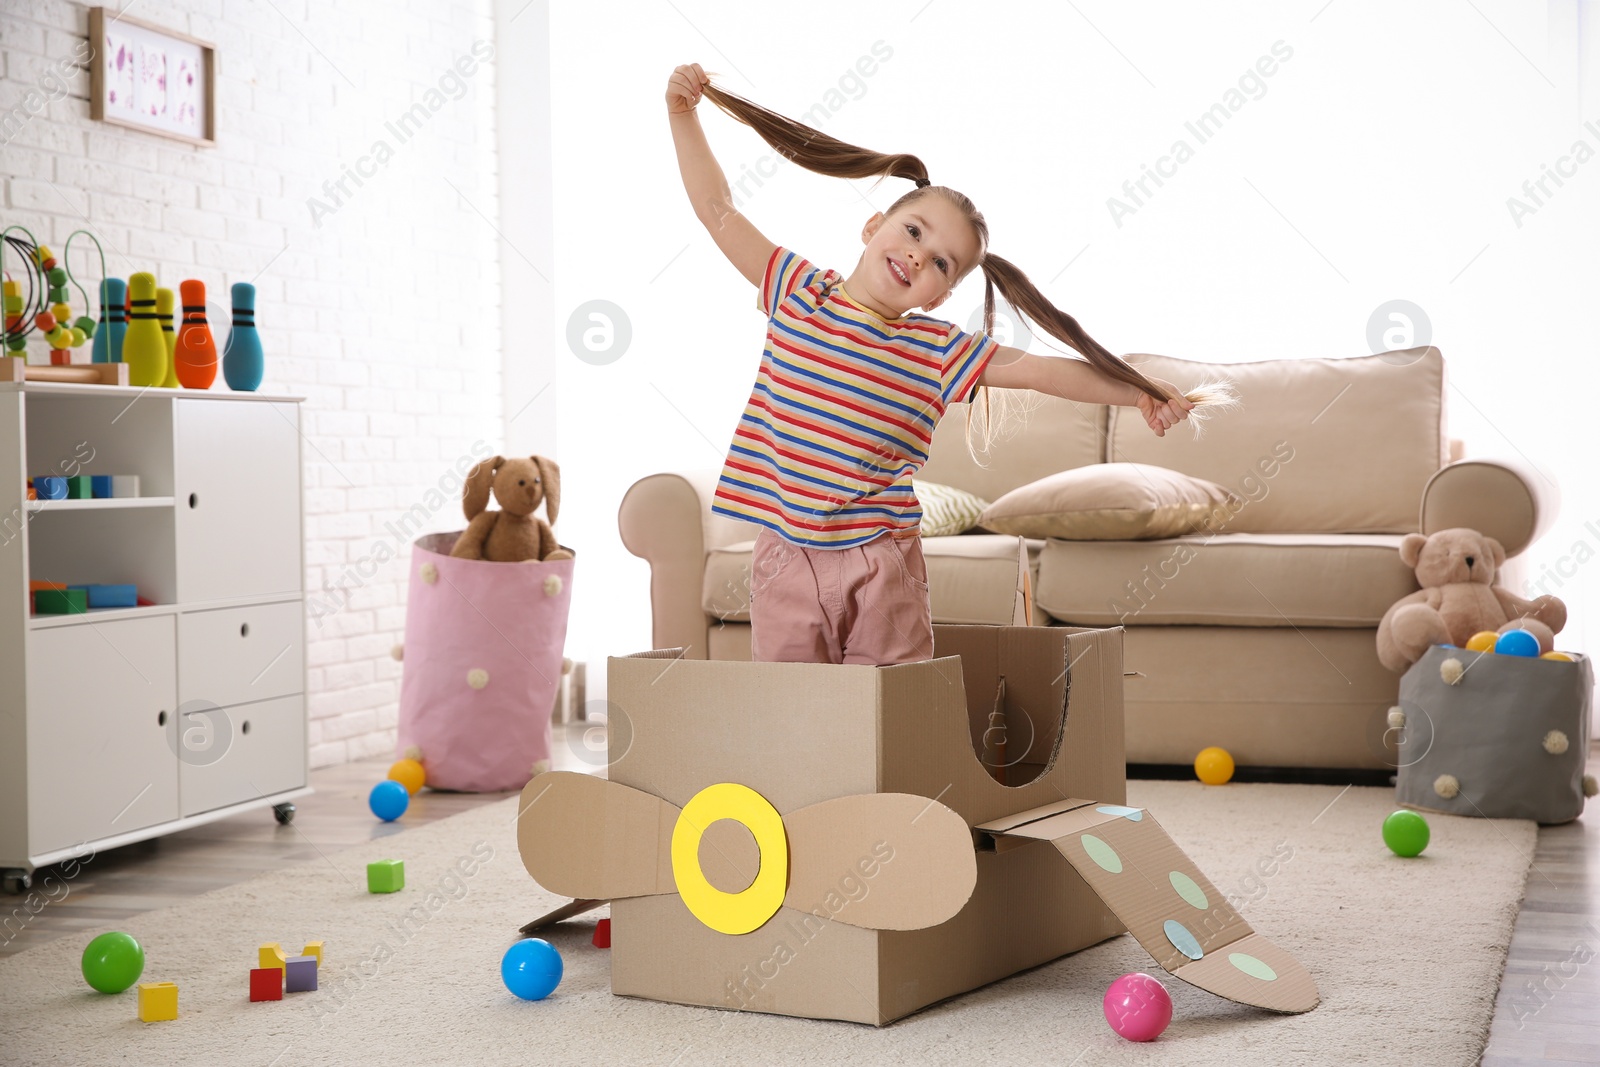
left=518, top=624, right=1317, bottom=1025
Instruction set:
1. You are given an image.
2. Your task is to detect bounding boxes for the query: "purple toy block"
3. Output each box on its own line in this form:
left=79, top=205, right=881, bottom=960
left=284, top=955, right=317, bottom=993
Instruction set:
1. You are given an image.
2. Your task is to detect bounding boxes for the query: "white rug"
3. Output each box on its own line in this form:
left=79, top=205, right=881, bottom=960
left=0, top=779, right=1533, bottom=1066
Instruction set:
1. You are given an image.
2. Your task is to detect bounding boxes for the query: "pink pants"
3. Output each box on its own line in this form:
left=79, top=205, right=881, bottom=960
left=748, top=526, right=935, bottom=666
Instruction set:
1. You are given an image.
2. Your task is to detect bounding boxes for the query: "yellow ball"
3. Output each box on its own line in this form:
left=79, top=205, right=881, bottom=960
left=1541, top=651, right=1574, bottom=662
left=1464, top=631, right=1500, bottom=653
left=1194, top=746, right=1235, bottom=786
left=387, top=757, right=426, bottom=795
left=51, top=303, right=71, bottom=324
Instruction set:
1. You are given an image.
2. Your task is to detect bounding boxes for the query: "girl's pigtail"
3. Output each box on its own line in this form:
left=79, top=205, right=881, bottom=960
left=980, top=254, right=1240, bottom=434
left=700, top=82, right=928, bottom=187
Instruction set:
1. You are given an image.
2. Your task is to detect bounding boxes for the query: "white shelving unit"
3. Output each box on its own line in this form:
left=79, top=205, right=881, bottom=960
left=0, top=380, right=310, bottom=892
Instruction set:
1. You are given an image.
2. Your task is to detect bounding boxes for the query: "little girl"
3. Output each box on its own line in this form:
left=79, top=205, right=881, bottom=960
left=666, top=63, right=1230, bottom=667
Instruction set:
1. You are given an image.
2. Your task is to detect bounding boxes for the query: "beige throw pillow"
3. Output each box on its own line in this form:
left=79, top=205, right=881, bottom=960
left=913, top=479, right=992, bottom=536
left=979, top=463, right=1240, bottom=540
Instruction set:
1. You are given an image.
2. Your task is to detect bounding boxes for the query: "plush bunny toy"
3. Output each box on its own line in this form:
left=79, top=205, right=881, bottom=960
left=449, top=454, right=573, bottom=563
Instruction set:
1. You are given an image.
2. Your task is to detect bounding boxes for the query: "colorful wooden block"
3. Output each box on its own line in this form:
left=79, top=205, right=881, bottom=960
left=258, top=942, right=288, bottom=970
left=65, top=475, right=92, bottom=499
left=138, top=981, right=178, bottom=1021
left=367, top=859, right=404, bottom=893
left=35, top=477, right=66, bottom=500
left=249, top=967, right=283, bottom=1002
left=284, top=955, right=317, bottom=993
left=34, top=588, right=87, bottom=615
left=592, top=917, right=611, bottom=949
left=301, top=940, right=324, bottom=966
left=91, top=474, right=113, bottom=498
left=69, top=584, right=138, bottom=608
left=110, top=475, right=140, bottom=498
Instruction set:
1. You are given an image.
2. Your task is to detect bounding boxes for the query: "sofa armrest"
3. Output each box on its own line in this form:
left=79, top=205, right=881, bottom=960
left=1419, top=456, right=1559, bottom=557
left=617, top=469, right=747, bottom=659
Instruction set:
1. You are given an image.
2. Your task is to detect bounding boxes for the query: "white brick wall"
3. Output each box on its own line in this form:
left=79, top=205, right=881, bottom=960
left=3, top=0, right=506, bottom=767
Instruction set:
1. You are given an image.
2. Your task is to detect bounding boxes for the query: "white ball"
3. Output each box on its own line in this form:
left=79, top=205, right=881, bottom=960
left=1387, top=706, right=1406, bottom=729
left=1434, top=773, right=1460, bottom=799
left=543, top=574, right=563, bottom=597
left=420, top=562, right=439, bottom=585
left=1439, top=658, right=1465, bottom=686
left=467, top=668, right=489, bottom=690
left=1542, top=730, right=1570, bottom=755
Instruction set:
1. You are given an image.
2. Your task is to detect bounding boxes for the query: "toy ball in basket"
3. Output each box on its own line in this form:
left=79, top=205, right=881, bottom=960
left=395, top=455, right=574, bottom=793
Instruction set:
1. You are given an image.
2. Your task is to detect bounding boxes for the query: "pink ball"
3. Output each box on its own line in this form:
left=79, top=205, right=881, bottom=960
left=1102, top=972, right=1173, bottom=1041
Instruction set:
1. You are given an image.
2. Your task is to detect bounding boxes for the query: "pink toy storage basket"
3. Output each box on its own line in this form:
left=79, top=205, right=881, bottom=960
left=396, top=532, right=574, bottom=792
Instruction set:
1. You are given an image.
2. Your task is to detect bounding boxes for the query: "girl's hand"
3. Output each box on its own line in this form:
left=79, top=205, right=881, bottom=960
left=667, top=63, right=710, bottom=114
left=1136, top=378, right=1195, bottom=438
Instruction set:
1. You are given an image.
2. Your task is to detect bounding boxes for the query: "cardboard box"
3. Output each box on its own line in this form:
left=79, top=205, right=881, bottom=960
left=519, top=624, right=1317, bottom=1025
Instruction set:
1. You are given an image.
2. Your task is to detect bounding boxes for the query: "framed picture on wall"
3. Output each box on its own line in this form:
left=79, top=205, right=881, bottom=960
left=89, top=7, right=216, bottom=146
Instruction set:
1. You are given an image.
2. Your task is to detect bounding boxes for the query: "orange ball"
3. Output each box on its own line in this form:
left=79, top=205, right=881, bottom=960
left=1194, top=746, right=1235, bottom=785
left=1464, top=631, right=1500, bottom=653
left=387, top=757, right=426, bottom=795
left=1541, top=652, right=1574, bottom=662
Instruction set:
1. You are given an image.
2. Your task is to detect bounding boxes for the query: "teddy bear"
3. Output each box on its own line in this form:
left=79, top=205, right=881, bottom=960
left=1375, top=526, right=1565, bottom=672
left=449, top=454, right=574, bottom=563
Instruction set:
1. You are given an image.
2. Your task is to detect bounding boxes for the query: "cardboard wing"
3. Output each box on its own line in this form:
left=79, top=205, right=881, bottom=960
left=518, top=771, right=978, bottom=933
left=976, top=800, right=1319, bottom=1014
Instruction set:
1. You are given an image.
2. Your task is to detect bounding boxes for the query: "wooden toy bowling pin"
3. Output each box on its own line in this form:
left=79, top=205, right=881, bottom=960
left=156, top=287, right=179, bottom=388
left=222, top=282, right=263, bottom=391
left=90, top=277, right=127, bottom=364
left=175, top=279, right=218, bottom=389
left=122, top=273, right=168, bottom=388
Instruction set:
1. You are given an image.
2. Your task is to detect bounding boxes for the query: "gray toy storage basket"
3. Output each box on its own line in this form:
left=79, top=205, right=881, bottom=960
left=1394, top=644, right=1594, bottom=825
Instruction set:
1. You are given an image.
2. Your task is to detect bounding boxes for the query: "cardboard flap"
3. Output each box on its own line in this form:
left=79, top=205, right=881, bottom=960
left=516, top=772, right=678, bottom=900
left=785, top=793, right=977, bottom=931
left=519, top=898, right=605, bottom=935
left=991, top=802, right=1318, bottom=1013
left=1164, top=930, right=1320, bottom=1013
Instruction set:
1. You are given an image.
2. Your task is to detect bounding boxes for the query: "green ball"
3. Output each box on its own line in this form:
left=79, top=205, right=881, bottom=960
left=81, top=931, right=144, bottom=993
left=1382, top=810, right=1431, bottom=858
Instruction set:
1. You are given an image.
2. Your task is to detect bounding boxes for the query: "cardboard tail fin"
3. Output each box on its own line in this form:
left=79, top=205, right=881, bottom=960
left=977, top=800, right=1319, bottom=1014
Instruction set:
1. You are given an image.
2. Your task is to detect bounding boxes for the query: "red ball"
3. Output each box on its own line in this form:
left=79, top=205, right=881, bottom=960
left=34, top=312, right=56, bottom=331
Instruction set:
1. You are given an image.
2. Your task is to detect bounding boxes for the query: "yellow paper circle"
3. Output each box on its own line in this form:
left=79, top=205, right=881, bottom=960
left=671, top=782, right=788, bottom=935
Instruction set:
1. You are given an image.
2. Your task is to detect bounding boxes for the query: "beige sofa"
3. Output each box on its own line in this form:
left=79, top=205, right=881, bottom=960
left=618, top=347, right=1556, bottom=770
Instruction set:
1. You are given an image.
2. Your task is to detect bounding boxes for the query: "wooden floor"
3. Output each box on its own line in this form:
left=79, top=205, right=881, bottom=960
left=4, top=728, right=1598, bottom=1063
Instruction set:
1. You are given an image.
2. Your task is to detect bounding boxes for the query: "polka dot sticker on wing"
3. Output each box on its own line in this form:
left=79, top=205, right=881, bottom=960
left=1164, top=919, right=1203, bottom=960
left=1080, top=834, right=1122, bottom=874
left=1228, top=952, right=1278, bottom=981
left=1095, top=805, right=1143, bottom=821
left=1169, top=871, right=1208, bottom=910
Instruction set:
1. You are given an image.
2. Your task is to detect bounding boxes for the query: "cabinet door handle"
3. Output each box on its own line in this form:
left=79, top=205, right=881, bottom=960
left=188, top=492, right=199, bottom=508
left=158, top=710, right=167, bottom=727
left=240, top=622, right=250, bottom=638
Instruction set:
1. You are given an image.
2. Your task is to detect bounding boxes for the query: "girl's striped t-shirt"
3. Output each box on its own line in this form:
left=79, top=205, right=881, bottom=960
left=711, top=245, right=1001, bottom=549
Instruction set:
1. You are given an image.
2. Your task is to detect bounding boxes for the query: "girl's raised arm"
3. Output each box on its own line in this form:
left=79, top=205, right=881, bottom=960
left=667, top=63, right=775, bottom=288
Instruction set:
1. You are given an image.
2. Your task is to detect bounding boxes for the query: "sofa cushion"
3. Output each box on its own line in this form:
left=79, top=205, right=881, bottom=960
left=703, top=534, right=1045, bottom=625
left=1033, top=532, right=1418, bottom=627
left=1107, top=348, right=1447, bottom=534
left=917, top=389, right=1108, bottom=504
left=979, top=462, right=1240, bottom=540
left=913, top=479, right=991, bottom=536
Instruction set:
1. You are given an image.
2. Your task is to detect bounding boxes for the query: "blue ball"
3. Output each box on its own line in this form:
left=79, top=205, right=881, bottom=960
left=501, top=938, right=563, bottom=1001
left=1494, top=628, right=1540, bottom=657
left=368, top=779, right=409, bottom=821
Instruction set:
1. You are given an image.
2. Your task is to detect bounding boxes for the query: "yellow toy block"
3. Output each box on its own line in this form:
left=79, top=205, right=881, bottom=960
left=301, top=940, right=323, bottom=966
left=258, top=942, right=287, bottom=970
left=138, top=981, right=178, bottom=1022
